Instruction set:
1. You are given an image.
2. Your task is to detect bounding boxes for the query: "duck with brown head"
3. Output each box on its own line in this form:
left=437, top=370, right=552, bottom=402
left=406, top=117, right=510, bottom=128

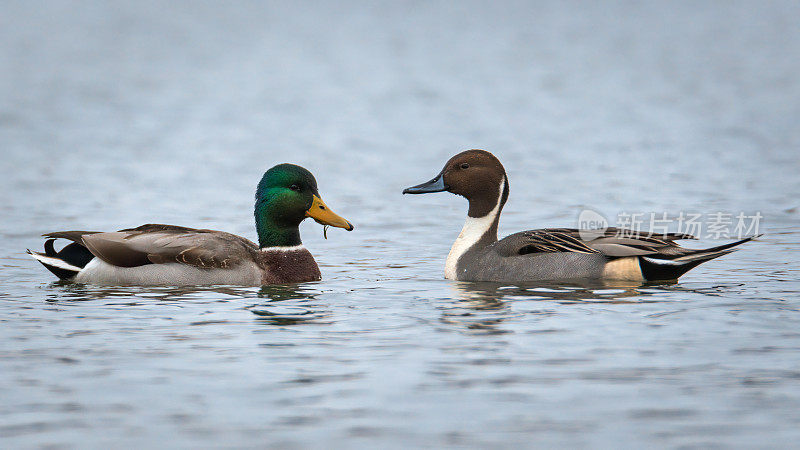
left=404, top=149, right=759, bottom=283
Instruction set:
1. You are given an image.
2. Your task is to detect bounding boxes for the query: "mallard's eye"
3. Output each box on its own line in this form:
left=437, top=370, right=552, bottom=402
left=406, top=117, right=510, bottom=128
left=290, top=184, right=301, bottom=192
left=460, top=163, right=470, bottom=169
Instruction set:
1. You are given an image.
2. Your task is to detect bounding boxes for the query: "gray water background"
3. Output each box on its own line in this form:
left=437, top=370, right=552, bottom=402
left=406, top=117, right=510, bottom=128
left=1, top=1, right=799, bottom=447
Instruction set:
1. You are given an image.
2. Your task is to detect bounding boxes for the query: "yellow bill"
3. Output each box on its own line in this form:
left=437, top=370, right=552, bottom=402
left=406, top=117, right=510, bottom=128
left=305, top=195, right=354, bottom=231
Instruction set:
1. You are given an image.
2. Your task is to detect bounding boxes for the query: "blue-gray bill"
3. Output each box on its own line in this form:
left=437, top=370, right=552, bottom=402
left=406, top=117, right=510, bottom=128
left=402, top=173, right=448, bottom=194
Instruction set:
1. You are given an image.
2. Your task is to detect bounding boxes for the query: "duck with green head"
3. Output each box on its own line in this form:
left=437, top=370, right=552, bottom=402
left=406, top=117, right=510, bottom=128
left=28, top=164, right=354, bottom=285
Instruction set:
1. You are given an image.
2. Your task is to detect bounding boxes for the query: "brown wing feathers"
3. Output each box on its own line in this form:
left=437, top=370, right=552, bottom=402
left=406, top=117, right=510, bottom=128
left=81, top=232, right=152, bottom=267
left=146, top=246, right=238, bottom=269
left=45, top=224, right=258, bottom=270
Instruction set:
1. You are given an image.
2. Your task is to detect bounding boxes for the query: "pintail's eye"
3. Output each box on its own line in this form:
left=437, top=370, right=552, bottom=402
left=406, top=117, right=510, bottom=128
left=290, top=184, right=301, bottom=192
left=460, top=163, right=470, bottom=169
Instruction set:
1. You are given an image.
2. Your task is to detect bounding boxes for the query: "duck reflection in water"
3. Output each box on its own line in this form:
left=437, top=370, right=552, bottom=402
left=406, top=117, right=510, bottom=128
left=257, top=284, right=319, bottom=302
left=454, top=279, right=667, bottom=303
left=43, top=282, right=256, bottom=304
left=250, top=284, right=326, bottom=326
left=440, top=280, right=664, bottom=334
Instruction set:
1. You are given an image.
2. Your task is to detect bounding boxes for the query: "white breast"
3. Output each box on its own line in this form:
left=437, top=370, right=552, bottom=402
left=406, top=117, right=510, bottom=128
left=444, top=179, right=505, bottom=280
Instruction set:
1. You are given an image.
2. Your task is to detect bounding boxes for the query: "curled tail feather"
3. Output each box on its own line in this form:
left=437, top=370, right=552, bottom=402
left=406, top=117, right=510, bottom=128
left=28, top=236, right=96, bottom=280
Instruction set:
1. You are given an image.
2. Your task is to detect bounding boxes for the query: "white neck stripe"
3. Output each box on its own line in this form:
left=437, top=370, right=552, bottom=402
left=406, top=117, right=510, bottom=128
left=260, top=245, right=305, bottom=252
left=445, top=178, right=505, bottom=280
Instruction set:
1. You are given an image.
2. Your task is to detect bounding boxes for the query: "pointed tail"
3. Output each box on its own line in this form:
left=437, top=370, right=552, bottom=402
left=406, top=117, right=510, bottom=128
left=639, top=235, right=761, bottom=281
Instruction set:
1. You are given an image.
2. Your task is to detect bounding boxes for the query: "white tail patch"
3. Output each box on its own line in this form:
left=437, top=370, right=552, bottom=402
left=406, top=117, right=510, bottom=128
left=27, top=251, right=83, bottom=272
left=641, top=256, right=683, bottom=266
left=445, top=179, right=505, bottom=280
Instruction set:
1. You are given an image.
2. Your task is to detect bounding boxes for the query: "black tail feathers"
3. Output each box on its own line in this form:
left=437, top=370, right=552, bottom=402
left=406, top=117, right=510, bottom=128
left=28, top=238, right=95, bottom=280
left=639, top=235, right=761, bottom=281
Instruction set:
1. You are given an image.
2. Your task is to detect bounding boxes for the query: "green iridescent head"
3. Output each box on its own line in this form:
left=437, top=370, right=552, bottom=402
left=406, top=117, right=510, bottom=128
left=254, top=164, right=353, bottom=248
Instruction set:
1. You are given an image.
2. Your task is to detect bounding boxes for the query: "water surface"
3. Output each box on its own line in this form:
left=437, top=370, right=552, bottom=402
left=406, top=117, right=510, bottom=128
left=2, top=1, right=800, bottom=447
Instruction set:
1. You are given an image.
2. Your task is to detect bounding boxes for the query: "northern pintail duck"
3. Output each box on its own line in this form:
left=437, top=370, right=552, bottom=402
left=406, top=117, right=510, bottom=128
left=28, top=164, right=354, bottom=285
left=403, top=149, right=757, bottom=282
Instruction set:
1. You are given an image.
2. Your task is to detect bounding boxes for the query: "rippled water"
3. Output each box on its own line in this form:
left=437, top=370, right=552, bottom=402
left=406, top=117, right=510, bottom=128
left=2, top=1, right=800, bottom=447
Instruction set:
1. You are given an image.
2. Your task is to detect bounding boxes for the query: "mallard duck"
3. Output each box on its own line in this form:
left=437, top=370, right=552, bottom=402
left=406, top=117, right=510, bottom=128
left=28, top=164, right=354, bottom=285
left=403, top=149, right=758, bottom=282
